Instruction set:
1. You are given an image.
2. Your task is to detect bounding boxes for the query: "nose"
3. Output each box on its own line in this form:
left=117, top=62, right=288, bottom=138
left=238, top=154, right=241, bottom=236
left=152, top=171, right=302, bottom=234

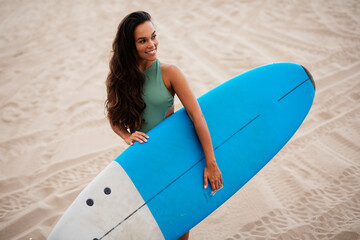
left=148, top=39, right=156, bottom=49
left=302, top=66, right=315, bottom=91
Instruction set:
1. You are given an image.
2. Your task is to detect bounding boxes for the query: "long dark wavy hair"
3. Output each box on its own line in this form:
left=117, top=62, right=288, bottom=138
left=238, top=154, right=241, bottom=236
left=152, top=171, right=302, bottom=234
left=105, top=11, right=152, bottom=131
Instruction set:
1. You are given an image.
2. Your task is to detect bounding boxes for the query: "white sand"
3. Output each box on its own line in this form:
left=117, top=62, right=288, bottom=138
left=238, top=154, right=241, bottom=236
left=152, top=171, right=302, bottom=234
left=1, top=0, right=359, bottom=239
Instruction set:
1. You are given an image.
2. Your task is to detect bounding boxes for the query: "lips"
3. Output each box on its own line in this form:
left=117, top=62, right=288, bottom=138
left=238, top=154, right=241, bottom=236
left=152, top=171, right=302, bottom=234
left=145, top=49, right=157, bottom=55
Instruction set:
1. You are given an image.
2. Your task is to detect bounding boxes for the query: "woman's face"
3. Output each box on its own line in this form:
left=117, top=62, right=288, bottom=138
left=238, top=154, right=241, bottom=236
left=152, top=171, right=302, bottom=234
left=134, top=21, right=158, bottom=67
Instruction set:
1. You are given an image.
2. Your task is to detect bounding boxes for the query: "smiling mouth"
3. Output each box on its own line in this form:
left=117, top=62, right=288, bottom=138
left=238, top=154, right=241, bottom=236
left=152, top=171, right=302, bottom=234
left=146, top=49, right=157, bottom=55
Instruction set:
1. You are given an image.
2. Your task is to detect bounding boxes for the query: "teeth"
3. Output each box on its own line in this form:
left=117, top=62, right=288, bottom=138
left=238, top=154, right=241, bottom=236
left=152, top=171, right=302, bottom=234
left=147, top=49, right=156, bottom=54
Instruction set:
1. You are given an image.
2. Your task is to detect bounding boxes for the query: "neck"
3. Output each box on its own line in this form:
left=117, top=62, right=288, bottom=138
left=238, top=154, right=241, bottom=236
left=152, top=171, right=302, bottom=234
left=138, top=59, right=156, bottom=71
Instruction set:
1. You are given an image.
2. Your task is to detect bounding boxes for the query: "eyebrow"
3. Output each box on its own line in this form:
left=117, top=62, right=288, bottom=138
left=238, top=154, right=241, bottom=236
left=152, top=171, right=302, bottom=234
left=136, top=30, right=156, bottom=41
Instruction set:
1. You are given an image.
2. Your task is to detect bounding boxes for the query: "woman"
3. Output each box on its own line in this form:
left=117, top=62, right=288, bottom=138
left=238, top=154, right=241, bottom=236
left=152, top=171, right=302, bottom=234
left=105, top=11, right=222, bottom=240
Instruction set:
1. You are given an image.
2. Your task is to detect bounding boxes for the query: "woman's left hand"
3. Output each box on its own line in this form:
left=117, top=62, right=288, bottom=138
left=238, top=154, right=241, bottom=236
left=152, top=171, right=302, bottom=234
left=203, top=162, right=223, bottom=191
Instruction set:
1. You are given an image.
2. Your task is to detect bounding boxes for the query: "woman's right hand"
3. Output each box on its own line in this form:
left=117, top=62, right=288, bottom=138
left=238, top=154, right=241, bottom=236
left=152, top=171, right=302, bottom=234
left=124, top=131, right=149, bottom=145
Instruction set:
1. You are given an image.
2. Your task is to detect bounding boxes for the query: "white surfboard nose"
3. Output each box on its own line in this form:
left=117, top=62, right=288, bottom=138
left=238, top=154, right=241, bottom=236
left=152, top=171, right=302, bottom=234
left=48, top=161, right=164, bottom=240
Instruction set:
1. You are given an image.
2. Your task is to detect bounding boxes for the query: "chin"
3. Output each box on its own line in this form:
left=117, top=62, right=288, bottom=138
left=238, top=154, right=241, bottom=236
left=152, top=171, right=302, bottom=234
left=144, top=56, right=157, bottom=62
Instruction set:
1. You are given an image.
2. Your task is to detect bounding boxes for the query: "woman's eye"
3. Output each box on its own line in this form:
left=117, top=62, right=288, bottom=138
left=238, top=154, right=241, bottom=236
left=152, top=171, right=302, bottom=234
left=152, top=34, right=157, bottom=39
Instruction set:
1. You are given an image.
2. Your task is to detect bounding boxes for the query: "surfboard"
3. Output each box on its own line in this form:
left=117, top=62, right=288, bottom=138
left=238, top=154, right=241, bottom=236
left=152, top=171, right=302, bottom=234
left=48, top=62, right=315, bottom=240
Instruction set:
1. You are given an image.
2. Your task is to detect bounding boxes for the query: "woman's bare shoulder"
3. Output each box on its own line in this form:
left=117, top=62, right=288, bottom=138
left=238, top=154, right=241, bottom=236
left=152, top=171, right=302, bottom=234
left=160, top=62, right=183, bottom=77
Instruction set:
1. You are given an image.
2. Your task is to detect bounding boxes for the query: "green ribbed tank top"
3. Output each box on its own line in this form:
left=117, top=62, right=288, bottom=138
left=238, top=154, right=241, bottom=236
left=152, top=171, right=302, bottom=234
left=138, top=59, right=174, bottom=133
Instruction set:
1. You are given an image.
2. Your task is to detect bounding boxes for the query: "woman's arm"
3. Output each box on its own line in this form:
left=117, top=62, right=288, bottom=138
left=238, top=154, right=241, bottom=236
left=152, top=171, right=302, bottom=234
left=110, top=123, right=149, bottom=146
left=164, top=64, right=223, bottom=191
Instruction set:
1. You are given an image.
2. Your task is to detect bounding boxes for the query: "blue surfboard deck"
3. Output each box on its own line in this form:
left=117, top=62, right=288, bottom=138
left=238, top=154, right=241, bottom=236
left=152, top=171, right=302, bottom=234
left=115, top=62, right=315, bottom=239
